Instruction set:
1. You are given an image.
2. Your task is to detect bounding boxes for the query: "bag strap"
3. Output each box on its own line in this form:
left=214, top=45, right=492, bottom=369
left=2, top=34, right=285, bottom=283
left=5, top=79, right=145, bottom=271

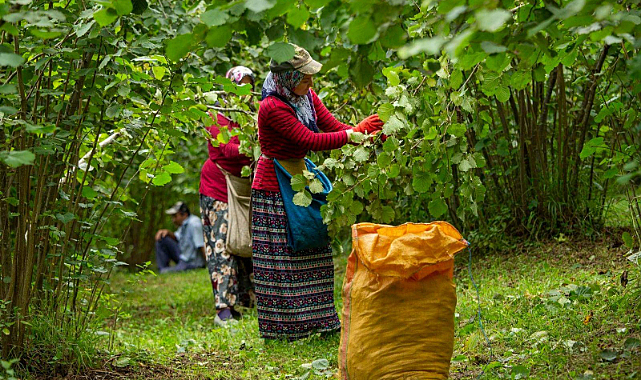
left=214, top=161, right=231, bottom=178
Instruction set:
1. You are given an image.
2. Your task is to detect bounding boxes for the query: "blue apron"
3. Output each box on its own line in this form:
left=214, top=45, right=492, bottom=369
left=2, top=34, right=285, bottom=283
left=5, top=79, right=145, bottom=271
left=273, top=158, right=332, bottom=252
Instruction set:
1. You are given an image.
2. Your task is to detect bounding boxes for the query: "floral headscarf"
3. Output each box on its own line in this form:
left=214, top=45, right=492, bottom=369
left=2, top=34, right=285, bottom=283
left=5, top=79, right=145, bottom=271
left=262, top=70, right=318, bottom=133
left=226, top=66, right=255, bottom=85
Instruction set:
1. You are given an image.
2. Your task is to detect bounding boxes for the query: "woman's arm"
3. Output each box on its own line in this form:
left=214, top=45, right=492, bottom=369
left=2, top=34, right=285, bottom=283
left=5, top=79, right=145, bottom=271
left=219, top=137, right=244, bottom=159
left=261, top=97, right=349, bottom=151
left=311, top=90, right=352, bottom=133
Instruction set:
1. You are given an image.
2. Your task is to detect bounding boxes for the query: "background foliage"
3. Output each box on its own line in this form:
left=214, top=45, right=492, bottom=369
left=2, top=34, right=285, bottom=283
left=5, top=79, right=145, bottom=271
left=1, top=0, right=640, bottom=372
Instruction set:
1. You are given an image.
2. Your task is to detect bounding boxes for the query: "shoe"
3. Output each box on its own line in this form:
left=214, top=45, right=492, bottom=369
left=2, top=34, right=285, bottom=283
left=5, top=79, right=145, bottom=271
left=214, top=308, right=233, bottom=327
left=231, top=309, right=242, bottom=320
left=214, top=314, right=228, bottom=327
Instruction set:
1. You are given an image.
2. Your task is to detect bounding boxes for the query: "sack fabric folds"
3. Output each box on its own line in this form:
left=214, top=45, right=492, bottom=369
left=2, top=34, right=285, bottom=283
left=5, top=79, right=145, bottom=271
left=339, top=222, right=468, bottom=380
left=216, top=163, right=252, bottom=257
left=273, top=158, right=332, bottom=252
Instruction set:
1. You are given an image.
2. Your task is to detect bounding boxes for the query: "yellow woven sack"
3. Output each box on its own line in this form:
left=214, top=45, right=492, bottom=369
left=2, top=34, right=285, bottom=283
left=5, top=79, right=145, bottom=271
left=339, top=222, right=468, bottom=380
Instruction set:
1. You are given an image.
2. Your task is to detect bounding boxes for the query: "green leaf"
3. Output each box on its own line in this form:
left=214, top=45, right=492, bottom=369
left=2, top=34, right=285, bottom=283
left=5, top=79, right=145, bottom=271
left=56, top=212, right=75, bottom=224
left=1, top=150, right=35, bottom=168
left=112, top=0, right=133, bottom=16
left=309, top=178, right=324, bottom=194
left=152, top=66, right=166, bottom=80
left=347, top=15, right=376, bottom=45
left=511, top=71, right=531, bottom=90
left=0, top=23, right=19, bottom=36
left=378, top=103, right=394, bottom=122
left=398, top=36, right=446, bottom=58
left=166, top=34, right=194, bottom=62
left=293, top=190, right=312, bottom=207
left=510, top=365, right=530, bottom=379
left=201, top=8, right=229, bottom=27
left=205, top=26, right=232, bottom=48
left=350, top=56, right=375, bottom=88
left=381, top=205, right=395, bottom=223
left=26, top=124, right=55, bottom=134
left=265, top=0, right=294, bottom=19
left=82, top=186, right=98, bottom=200
left=93, top=8, right=118, bottom=27
left=388, top=164, right=400, bottom=178
left=0, top=84, right=17, bottom=94
left=163, top=161, right=184, bottom=174
left=599, top=349, right=617, bottom=362
left=481, top=41, right=507, bottom=54
left=74, top=21, right=94, bottom=38
left=290, top=174, right=307, bottom=192
left=106, top=103, right=123, bottom=118
left=476, top=9, right=512, bottom=32
left=353, top=147, right=369, bottom=163
left=286, top=5, right=309, bottom=29
left=450, top=70, right=463, bottom=89
left=624, top=337, right=640, bottom=350
left=383, top=67, right=400, bottom=86
left=555, top=0, right=585, bottom=19
left=579, top=137, right=604, bottom=159
left=382, top=115, right=404, bottom=135
left=311, top=359, right=329, bottom=370
left=118, top=83, right=130, bottom=97
left=265, top=42, right=296, bottom=63
left=495, top=86, right=510, bottom=103
left=412, top=172, right=432, bottom=193
left=481, top=72, right=500, bottom=95
left=428, top=198, right=448, bottom=218
left=30, top=30, right=62, bottom=39
left=0, top=106, right=17, bottom=116
left=380, top=24, right=407, bottom=49
left=245, top=0, right=276, bottom=13
left=459, top=158, right=473, bottom=172
left=485, top=54, right=510, bottom=72
left=377, top=152, right=392, bottom=167
left=152, top=172, right=172, bottom=186
left=0, top=53, right=25, bottom=68
left=304, top=0, right=330, bottom=9
left=132, top=0, right=148, bottom=14
left=622, top=232, right=634, bottom=249
left=459, top=51, right=486, bottom=70
left=349, top=132, right=366, bottom=144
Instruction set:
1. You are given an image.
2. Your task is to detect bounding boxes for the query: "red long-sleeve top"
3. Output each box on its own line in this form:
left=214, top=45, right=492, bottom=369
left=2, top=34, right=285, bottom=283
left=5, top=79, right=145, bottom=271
left=252, top=89, right=352, bottom=192
left=199, top=112, right=252, bottom=203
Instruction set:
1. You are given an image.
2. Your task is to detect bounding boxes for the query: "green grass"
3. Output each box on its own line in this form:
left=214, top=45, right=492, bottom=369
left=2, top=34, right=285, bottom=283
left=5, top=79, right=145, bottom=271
left=46, top=238, right=640, bottom=379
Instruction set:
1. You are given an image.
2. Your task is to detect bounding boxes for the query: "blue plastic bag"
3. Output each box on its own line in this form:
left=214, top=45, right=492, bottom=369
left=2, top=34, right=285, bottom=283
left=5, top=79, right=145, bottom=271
left=273, top=158, right=332, bottom=252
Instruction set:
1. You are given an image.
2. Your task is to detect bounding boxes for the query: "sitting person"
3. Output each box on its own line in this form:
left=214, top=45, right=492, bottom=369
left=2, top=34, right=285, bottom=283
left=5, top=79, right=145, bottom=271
left=155, top=201, right=206, bottom=273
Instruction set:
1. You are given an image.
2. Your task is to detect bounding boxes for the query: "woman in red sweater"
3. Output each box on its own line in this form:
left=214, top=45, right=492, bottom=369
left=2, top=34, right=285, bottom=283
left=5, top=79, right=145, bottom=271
left=252, top=45, right=383, bottom=340
left=200, top=66, right=255, bottom=325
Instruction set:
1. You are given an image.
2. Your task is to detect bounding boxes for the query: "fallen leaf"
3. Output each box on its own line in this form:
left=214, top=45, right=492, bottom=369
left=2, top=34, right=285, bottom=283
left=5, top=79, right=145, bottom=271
left=583, top=311, right=593, bottom=325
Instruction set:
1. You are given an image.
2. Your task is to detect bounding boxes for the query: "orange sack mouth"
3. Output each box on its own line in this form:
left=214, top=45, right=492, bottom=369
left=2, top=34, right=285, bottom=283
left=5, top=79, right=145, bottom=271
left=339, top=222, right=469, bottom=380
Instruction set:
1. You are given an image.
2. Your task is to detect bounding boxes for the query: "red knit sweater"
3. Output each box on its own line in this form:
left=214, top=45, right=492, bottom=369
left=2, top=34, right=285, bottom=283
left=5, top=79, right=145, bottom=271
left=199, top=112, right=252, bottom=203
left=252, top=90, right=352, bottom=192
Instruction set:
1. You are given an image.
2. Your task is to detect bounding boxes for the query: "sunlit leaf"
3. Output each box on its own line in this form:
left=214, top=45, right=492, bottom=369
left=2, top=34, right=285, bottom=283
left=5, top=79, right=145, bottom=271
left=476, top=8, right=512, bottom=32
left=201, top=8, right=229, bottom=27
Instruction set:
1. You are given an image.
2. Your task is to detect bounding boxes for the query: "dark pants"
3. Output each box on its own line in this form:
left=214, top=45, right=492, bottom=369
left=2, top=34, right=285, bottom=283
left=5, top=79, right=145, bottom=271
left=155, top=236, right=201, bottom=274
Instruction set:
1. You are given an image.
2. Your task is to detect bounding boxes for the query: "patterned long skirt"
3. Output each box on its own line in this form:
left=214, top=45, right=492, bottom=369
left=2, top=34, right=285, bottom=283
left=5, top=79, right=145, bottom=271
left=200, top=194, right=254, bottom=310
left=251, top=189, right=341, bottom=340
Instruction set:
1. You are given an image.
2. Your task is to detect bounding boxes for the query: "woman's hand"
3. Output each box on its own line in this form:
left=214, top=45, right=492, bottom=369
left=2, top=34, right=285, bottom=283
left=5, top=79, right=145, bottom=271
left=352, top=114, right=384, bottom=134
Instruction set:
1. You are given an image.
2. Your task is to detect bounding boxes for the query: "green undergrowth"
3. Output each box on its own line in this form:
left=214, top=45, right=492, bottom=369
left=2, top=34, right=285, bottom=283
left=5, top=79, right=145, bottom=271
left=20, top=238, right=640, bottom=379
